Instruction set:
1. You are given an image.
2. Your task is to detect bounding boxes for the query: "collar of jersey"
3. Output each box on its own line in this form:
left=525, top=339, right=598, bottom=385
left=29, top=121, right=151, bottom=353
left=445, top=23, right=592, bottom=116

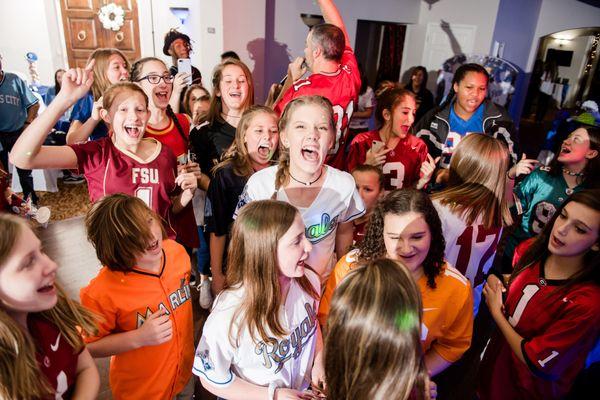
left=539, top=260, right=570, bottom=286
left=130, top=249, right=166, bottom=278
left=146, top=118, right=175, bottom=136
left=113, top=137, right=162, bottom=164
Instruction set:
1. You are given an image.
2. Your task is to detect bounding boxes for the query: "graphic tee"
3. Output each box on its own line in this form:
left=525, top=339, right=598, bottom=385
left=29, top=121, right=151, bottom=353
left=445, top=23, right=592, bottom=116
left=193, top=269, right=320, bottom=391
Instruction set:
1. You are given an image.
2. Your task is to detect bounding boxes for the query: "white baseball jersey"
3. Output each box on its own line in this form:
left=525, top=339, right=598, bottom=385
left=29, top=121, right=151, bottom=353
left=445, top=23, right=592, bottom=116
left=192, top=269, right=320, bottom=390
left=235, top=166, right=365, bottom=280
left=433, top=200, right=502, bottom=315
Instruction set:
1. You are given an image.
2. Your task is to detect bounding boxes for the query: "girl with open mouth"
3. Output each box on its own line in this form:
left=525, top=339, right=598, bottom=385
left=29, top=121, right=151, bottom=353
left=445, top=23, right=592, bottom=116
left=10, top=62, right=198, bottom=243
left=234, top=95, right=365, bottom=283
left=0, top=213, right=99, bottom=399
left=206, top=105, right=279, bottom=297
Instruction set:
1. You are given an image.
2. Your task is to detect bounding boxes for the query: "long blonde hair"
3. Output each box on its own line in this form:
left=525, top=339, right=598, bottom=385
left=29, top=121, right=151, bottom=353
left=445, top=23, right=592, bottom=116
left=431, top=134, right=512, bottom=228
left=325, top=258, right=427, bottom=400
left=275, top=95, right=335, bottom=191
left=225, top=200, right=318, bottom=344
left=0, top=214, right=98, bottom=400
left=87, top=48, right=129, bottom=100
left=214, top=105, right=278, bottom=178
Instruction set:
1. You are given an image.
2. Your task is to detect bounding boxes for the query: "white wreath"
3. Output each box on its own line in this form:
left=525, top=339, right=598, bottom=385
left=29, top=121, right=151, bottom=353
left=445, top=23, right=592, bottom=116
left=98, top=3, right=125, bottom=31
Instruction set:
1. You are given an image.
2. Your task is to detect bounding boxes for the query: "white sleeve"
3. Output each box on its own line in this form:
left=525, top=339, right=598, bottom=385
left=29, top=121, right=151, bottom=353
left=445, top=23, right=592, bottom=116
left=341, top=186, right=365, bottom=223
left=233, top=182, right=254, bottom=220
left=192, top=313, right=237, bottom=387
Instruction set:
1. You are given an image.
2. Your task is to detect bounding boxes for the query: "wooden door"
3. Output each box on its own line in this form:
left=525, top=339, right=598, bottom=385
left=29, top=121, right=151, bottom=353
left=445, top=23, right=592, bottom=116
left=59, top=0, right=141, bottom=68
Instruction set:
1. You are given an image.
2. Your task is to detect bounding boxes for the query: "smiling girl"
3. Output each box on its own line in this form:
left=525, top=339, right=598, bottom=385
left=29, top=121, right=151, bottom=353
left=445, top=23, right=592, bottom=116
left=207, top=106, right=279, bottom=295
left=319, top=189, right=473, bottom=376
left=480, top=189, right=600, bottom=399
left=347, top=85, right=436, bottom=190
left=234, top=95, right=364, bottom=282
left=66, top=48, right=129, bottom=143
left=499, top=125, right=600, bottom=272
left=194, top=200, right=323, bottom=400
left=10, top=63, right=197, bottom=240
left=0, top=214, right=99, bottom=399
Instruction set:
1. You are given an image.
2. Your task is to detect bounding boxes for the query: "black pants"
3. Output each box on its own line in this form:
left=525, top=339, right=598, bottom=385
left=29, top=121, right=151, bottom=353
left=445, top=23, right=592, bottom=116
left=0, top=129, right=37, bottom=203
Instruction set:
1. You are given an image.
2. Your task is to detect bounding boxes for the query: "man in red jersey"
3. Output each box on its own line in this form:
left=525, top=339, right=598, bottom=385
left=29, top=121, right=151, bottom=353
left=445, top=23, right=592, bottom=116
left=273, top=0, right=361, bottom=170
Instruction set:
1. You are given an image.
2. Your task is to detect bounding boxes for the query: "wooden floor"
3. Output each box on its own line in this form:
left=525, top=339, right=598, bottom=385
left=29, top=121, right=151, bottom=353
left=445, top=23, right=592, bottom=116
left=39, top=216, right=215, bottom=399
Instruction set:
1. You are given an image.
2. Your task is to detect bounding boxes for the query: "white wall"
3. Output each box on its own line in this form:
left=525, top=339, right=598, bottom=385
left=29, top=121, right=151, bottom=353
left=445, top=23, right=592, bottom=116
left=0, top=0, right=66, bottom=84
left=526, top=0, right=600, bottom=71
left=401, top=0, right=501, bottom=91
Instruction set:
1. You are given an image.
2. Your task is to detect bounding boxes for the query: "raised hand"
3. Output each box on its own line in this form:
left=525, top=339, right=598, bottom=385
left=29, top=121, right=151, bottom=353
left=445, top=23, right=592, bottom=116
left=135, top=309, right=173, bottom=347
left=508, top=153, right=539, bottom=179
left=91, top=96, right=103, bottom=122
left=365, top=145, right=392, bottom=166
left=416, top=154, right=440, bottom=190
left=173, top=72, right=191, bottom=95
left=59, top=59, right=95, bottom=104
left=288, top=57, right=307, bottom=82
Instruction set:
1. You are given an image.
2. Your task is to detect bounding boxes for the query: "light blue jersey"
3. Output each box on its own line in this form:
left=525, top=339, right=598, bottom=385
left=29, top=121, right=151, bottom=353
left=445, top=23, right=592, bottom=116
left=0, top=72, right=38, bottom=132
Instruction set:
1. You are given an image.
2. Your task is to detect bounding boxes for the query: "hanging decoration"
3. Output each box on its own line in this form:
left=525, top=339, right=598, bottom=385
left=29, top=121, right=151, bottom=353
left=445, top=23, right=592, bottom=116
left=98, top=3, right=125, bottom=31
left=584, top=33, right=599, bottom=74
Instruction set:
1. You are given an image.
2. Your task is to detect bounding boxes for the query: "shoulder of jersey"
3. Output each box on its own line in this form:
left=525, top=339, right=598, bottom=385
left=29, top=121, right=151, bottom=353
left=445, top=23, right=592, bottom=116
left=328, top=166, right=355, bottom=185
left=441, top=263, right=470, bottom=288
left=345, top=248, right=361, bottom=264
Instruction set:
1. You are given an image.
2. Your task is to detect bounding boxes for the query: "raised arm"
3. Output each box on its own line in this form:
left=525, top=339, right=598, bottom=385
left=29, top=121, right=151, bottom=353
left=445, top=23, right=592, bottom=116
left=317, top=0, right=350, bottom=45
left=10, top=62, right=95, bottom=170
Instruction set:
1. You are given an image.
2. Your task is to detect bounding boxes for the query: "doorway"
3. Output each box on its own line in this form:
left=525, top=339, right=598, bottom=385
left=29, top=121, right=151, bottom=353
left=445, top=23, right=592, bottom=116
left=354, top=20, right=406, bottom=89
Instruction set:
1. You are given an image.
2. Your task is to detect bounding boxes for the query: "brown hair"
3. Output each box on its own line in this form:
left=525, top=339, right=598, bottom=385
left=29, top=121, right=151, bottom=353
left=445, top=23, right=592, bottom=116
left=431, top=134, right=512, bottom=228
left=274, top=95, right=335, bottom=191
left=87, top=48, right=129, bottom=100
left=206, top=58, right=254, bottom=125
left=352, top=164, right=384, bottom=189
left=375, top=84, right=416, bottom=126
left=0, top=214, right=98, bottom=399
left=310, top=23, right=345, bottom=61
left=325, top=258, right=427, bottom=400
left=183, top=84, right=210, bottom=120
left=225, top=200, right=318, bottom=344
left=214, top=105, right=278, bottom=178
left=85, top=194, right=167, bottom=272
left=358, top=189, right=445, bottom=289
left=102, top=82, right=149, bottom=110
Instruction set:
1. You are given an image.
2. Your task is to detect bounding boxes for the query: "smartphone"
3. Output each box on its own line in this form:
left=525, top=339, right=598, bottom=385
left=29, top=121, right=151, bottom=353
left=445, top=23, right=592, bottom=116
left=177, top=58, right=192, bottom=85
left=177, top=153, right=188, bottom=166
left=371, top=140, right=385, bottom=153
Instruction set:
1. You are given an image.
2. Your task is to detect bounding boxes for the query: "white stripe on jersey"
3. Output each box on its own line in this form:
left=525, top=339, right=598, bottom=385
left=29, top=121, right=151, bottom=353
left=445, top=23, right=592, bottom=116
left=444, top=265, right=469, bottom=286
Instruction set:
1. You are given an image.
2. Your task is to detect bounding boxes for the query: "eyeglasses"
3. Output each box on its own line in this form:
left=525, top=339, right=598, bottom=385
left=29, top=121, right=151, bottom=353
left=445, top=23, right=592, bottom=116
left=137, top=74, right=174, bottom=84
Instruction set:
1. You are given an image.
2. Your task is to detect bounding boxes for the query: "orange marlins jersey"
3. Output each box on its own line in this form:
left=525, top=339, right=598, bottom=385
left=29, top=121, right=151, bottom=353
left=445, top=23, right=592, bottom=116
left=80, top=239, right=194, bottom=400
left=319, top=250, right=473, bottom=363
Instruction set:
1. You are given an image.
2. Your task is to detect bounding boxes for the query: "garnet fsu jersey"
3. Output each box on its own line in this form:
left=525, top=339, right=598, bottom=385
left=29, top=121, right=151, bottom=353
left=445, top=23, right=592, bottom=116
left=69, top=137, right=178, bottom=237
left=274, top=45, right=361, bottom=170
left=347, top=130, right=429, bottom=188
left=479, top=240, right=600, bottom=399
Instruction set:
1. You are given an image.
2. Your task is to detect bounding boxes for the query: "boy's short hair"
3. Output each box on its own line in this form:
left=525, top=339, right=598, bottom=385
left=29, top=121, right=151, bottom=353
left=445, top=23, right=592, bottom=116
left=85, top=194, right=166, bottom=272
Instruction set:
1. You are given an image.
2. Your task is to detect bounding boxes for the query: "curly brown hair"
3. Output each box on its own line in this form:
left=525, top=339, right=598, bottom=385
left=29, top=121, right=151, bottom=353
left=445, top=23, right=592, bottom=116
left=357, top=189, right=445, bottom=288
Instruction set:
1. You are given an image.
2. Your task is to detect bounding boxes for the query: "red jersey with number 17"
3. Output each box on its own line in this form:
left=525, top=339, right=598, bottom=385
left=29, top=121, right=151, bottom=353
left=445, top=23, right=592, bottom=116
left=69, top=137, right=178, bottom=238
left=274, top=45, right=361, bottom=170
left=478, top=239, right=600, bottom=400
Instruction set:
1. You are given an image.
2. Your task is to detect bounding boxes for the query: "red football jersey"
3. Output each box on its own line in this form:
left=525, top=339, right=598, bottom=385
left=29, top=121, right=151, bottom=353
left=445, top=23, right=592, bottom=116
left=479, top=240, right=600, bottom=399
left=274, top=46, right=361, bottom=170
left=145, top=113, right=191, bottom=159
left=347, top=130, right=429, bottom=190
left=29, top=314, right=81, bottom=400
left=69, top=137, right=178, bottom=238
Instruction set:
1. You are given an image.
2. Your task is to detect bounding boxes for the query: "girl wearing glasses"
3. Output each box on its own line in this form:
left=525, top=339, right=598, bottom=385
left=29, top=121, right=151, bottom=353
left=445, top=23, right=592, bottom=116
left=129, top=57, right=203, bottom=251
left=10, top=62, right=198, bottom=241
left=66, top=48, right=130, bottom=144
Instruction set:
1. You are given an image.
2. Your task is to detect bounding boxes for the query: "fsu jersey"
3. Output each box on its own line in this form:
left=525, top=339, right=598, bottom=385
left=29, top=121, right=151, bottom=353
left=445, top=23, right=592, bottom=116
left=274, top=45, right=361, bottom=170
left=479, top=240, right=600, bottom=399
left=69, top=137, right=178, bottom=237
left=433, top=200, right=502, bottom=314
left=28, top=314, right=81, bottom=400
left=347, top=130, right=429, bottom=188
left=145, top=113, right=191, bottom=159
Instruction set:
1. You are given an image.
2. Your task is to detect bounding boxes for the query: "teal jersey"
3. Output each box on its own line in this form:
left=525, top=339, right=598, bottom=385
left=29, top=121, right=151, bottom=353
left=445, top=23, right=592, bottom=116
left=513, top=167, right=583, bottom=239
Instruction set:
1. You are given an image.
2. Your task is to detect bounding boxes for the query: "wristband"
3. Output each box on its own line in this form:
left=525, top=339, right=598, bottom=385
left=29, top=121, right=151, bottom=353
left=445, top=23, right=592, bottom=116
left=506, top=170, right=515, bottom=180
left=268, top=382, right=278, bottom=400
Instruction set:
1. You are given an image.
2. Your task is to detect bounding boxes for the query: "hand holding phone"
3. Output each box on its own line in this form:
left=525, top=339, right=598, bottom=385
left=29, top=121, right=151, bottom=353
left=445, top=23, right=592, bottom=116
left=177, top=58, right=192, bottom=85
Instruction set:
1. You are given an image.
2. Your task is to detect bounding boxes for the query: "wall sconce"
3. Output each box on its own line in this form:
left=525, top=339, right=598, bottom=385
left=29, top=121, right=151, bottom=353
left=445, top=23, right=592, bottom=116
left=170, top=7, right=190, bottom=25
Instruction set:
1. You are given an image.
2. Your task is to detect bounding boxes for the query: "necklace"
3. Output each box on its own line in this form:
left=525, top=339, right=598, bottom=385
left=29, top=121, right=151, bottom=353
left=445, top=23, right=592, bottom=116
left=562, top=167, right=584, bottom=177
left=221, top=112, right=241, bottom=119
left=289, top=168, right=323, bottom=186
